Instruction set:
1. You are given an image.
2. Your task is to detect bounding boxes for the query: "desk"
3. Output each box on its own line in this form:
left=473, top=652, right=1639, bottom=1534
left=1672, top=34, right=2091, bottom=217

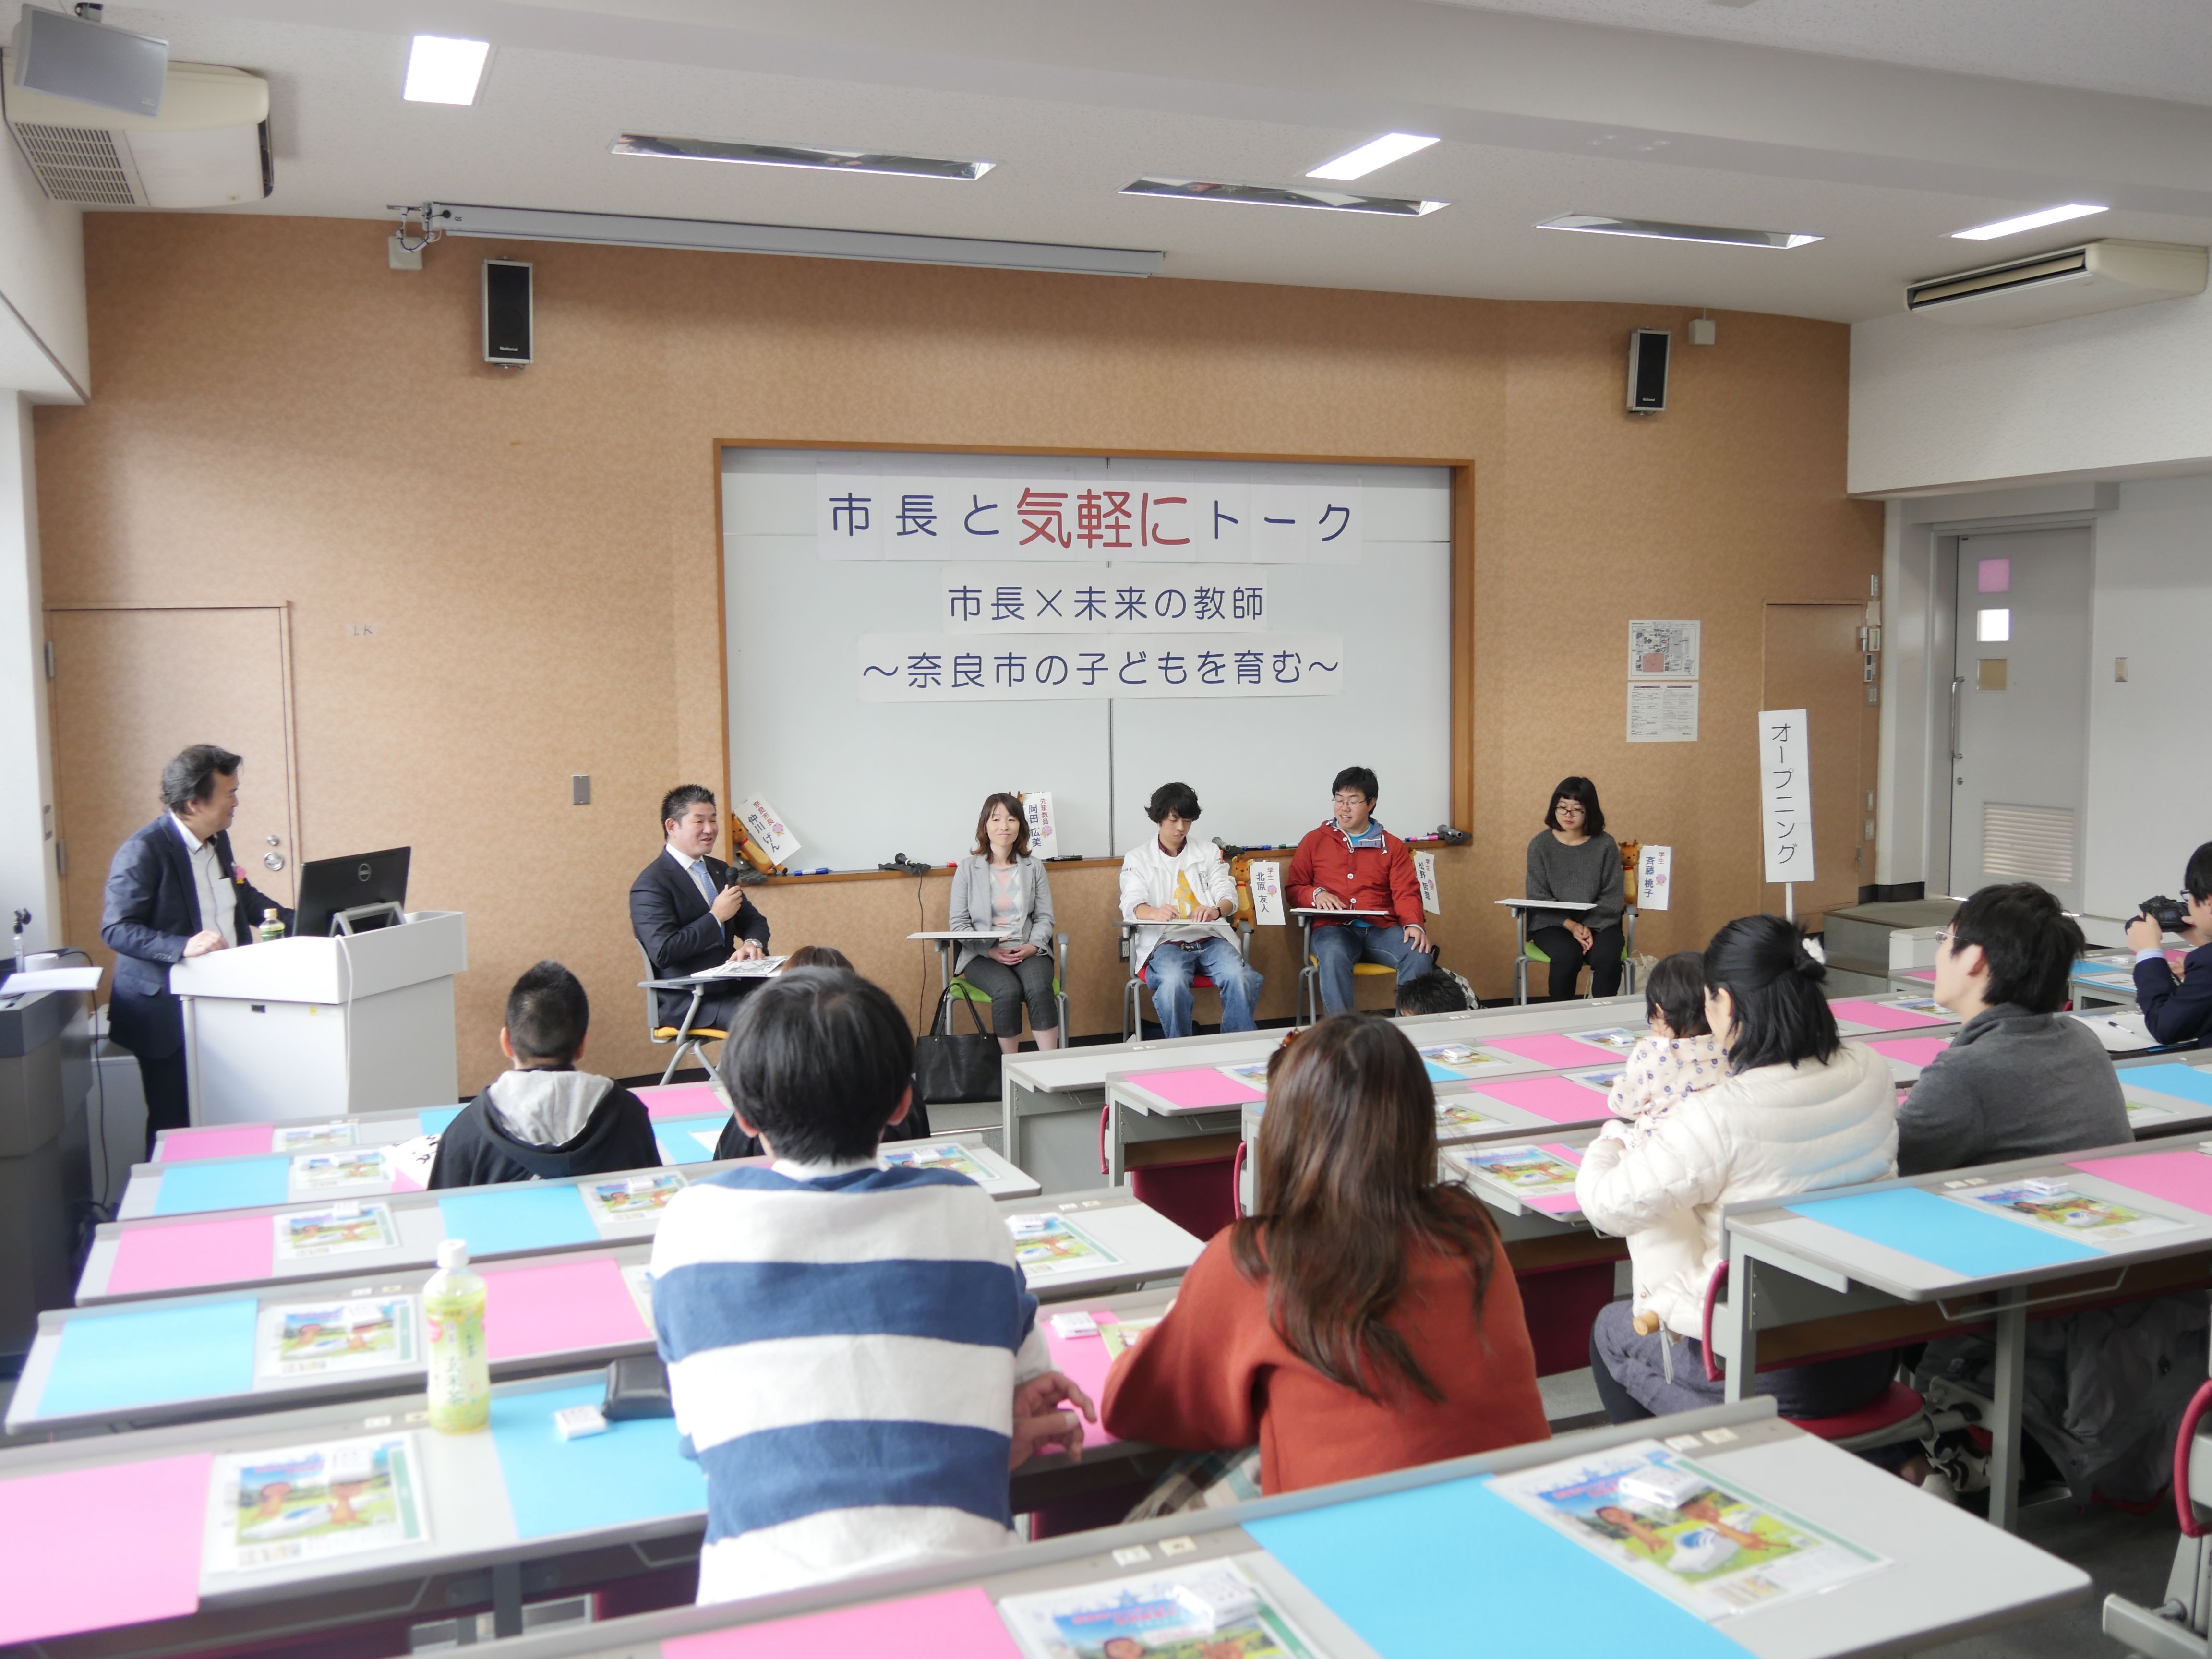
left=434, top=1398, right=2088, bottom=1659
left=2114, top=1054, right=2212, bottom=1138
left=1719, top=1135, right=2212, bottom=1531
left=81, top=1139, right=1043, bottom=1305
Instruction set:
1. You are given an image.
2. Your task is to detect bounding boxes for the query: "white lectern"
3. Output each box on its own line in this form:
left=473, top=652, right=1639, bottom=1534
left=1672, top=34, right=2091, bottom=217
left=169, top=911, right=468, bottom=1124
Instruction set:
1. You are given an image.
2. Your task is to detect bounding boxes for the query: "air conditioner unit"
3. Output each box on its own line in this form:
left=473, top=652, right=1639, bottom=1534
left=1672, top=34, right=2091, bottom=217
left=1905, top=240, right=2207, bottom=327
left=1, top=56, right=270, bottom=207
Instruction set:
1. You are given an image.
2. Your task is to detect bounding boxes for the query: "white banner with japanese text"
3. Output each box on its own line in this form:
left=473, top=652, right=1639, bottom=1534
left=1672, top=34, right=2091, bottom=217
left=1758, top=709, right=1815, bottom=884
left=941, top=565, right=1267, bottom=633
left=858, top=634, right=1345, bottom=701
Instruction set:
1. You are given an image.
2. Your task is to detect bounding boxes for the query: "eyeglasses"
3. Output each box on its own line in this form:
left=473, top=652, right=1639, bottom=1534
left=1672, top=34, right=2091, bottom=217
left=1332, top=793, right=1369, bottom=807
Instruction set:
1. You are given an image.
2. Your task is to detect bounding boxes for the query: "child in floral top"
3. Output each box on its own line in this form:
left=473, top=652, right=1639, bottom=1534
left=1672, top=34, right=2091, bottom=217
left=1607, top=951, right=1727, bottom=1138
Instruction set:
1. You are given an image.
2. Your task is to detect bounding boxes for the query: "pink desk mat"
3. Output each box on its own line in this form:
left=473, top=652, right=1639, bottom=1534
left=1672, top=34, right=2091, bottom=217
left=663, top=1587, right=1022, bottom=1659
left=1128, top=1067, right=1265, bottom=1109
left=1041, top=1308, right=1127, bottom=1449
left=1530, top=1143, right=1587, bottom=1214
left=1901, top=968, right=1936, bottom=982
left=637, top=1083, right=725, bottom=1121
left=1830, top=999, right=1950, bottom=1033
left=0, top=1452, right=211, bottom=1643
left=2069, top=1150, right=2212, bottom=1215
left=107, top=1214, right=274, bottom=1295
left=157, top=1124, right=274, bottom=1163
left=482, top=1256, right=649, bottom=1361
left=1486, top=1033, right=1617, bottom=1070
left=1475, top=1074, right=1611, bottom=1125
left=1869, top=1036, right=1952, bottom=1070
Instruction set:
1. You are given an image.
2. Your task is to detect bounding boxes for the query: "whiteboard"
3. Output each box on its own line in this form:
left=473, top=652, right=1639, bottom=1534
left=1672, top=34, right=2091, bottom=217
left=722, top=450, right=1450, bottom=871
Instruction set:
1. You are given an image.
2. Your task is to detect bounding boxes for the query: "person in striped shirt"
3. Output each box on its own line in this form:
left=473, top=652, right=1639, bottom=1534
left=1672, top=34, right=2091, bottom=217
left=649, top=966, right=1094, bottom=1604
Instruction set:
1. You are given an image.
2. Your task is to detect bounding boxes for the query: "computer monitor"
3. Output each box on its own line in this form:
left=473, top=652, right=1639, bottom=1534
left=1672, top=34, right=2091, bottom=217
left=293, top=847, right=411, bottom=938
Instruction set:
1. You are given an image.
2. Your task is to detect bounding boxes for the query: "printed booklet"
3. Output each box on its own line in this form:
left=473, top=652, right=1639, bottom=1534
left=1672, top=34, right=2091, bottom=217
left=1452, top=1144, right=1582, bottom=1202
left=621, top=1264, right=657, bottom=1332
left=1571, top=1027, right=1644, bottom=1054
left=1435, top=1098, right=1502, bottom=1132
left=1417, top=1042, right=1507, bottom=1070
left=881, top=1142, right=995, bottom=1183
left=273, top=1202, right=399, bottom=1261
left=581, top=1172, right=686, bottom=1228
left=1217, top=1060, right=1273, bottom=1089
left=1097, top=1313, right=1165, bottom=1361
left=207, top=1432, right=427, bottom=1574
left=998, top=1556, right=1320, bottom=1659
left=292, top=1149, right=389, bottom=1191
left=1008, top=1212, right=1121, bottom=1281
left=1889, top=998, right=1952, bottom=1018
left=255, top=1297, right=417, bottom=1379
left=1957, top=1178, right=2183, bottom=1245
left=2125, top=1093, right=2179, bottom=1127
left=383, top=1134, right=439, bottom=1190
left=1489, top=1439, right=1885, bottom=1620
left=274, top=1122, right=356, bottom=1153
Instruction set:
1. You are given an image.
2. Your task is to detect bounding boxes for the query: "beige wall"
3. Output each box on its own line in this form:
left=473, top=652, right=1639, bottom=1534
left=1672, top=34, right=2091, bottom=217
left=34, top=215, right=1878, bottom=1092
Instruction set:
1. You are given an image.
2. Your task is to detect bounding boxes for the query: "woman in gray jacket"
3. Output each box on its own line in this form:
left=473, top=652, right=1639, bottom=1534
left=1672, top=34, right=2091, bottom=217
left=947, top=793, right=1060, bottom=1052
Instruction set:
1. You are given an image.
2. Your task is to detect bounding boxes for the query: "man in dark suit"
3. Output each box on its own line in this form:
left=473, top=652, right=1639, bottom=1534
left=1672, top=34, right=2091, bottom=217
left=101, top=744, right=289, bottom=1152
left=629, top=784, right=772, bottom=1042
left=2131, top=839, right=2212, bottom=1047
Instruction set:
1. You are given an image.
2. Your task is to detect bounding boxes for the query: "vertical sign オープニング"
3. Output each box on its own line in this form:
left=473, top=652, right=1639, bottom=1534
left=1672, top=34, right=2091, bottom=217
left=1758, top=710, right=1813, bottom=916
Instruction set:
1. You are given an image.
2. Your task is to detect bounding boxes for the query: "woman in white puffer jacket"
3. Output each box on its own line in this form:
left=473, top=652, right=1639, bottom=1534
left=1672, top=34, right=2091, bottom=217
left=1576, top=914, right=1899, bottom=1421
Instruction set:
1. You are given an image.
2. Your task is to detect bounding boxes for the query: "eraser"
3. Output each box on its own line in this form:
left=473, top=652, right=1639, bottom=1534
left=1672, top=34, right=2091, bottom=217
left=1049, top=1311, right=1099, bottom=1338
left=1617, top=1466, right=1707, bottom=1511
left=554, top=1404, right=608, bottom=1441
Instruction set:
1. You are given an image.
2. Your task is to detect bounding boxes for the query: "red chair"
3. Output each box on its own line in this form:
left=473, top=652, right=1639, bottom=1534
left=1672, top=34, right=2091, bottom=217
left=1097, top=1104, right=1236, bottom=1243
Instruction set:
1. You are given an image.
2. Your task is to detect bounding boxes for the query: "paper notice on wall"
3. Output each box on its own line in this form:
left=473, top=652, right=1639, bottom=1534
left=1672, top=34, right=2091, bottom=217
left=1638, top=844, right=1673, bottom=911
left=1413, top=849, right=1441, bottom=914
left=1759, top=709, right=1815, bottom=884
left=1249, top=861, right=1286, bottom=926
left=737, top=793, right=801, bottom=864
left=1627, top=681, right=1699, bottom=742
left=1628, top=619, right=1700, bottom=679
left=1020, top=791, right=1058, bottom=858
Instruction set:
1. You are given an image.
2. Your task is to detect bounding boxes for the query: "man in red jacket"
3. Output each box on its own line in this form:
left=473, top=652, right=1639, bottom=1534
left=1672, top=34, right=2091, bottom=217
left=1287, top=766, right=1434, bottom=1015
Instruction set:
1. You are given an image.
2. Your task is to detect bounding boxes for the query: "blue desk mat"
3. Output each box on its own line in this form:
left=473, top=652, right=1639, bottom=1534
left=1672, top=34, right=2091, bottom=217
left=489, top=1382, right=707, bottom=1539
left=153, top=1156, right=291, bottom=1216
left=38, top=1299, right=259, bottom=1419
left=435, top=1186, right=597, bottom=1255
left=2122, top=1064, right=2212, bottom=1107
left=653, top=1116, right=725, bottom=1166
left=1248, top=1473, right=1737, bottom=1659
left=418, top=1107, right=464, bottom=1138
left=1786, top=1186, right=2103, bottom=1276
left=1421, top=1060, right=1466, bottom=1085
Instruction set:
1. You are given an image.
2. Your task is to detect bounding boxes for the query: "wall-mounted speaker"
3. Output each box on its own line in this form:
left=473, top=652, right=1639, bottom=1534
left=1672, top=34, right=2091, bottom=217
left=1627, top=327, right=1669, bottom=414
left=482, top=259, right=532, bottom=365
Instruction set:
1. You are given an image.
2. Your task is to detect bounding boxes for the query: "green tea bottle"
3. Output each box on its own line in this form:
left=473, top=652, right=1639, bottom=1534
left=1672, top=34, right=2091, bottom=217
left=424, top=1238, right=489, bottom=1432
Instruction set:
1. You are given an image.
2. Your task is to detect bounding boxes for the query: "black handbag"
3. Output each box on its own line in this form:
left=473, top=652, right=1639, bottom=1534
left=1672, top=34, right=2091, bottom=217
left=913, top=989, right=1002, bottom=1106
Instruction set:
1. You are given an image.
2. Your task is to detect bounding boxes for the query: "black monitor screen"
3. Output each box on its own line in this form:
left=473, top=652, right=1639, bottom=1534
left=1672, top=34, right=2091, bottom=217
left=293, top=848, right=411, bottom=938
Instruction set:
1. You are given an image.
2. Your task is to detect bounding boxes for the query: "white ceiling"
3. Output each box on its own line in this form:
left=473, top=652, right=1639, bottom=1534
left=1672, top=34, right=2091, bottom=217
left=10, top=0, right=2212, bottom=323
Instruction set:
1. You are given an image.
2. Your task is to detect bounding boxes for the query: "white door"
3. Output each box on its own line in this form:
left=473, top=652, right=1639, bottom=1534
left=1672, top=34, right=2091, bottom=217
left=1949, top=529, right=2092, bottom=909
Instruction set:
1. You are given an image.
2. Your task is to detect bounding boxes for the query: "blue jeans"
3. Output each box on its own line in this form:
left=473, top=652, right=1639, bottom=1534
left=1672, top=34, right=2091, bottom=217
left=1311, top=922, right=1434, bottom=1016
left=1142, top=935, right=1262, bottom=1039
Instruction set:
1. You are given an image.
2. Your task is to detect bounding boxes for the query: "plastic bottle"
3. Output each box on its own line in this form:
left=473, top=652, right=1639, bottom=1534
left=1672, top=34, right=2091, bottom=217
left=423, top=1238, right=489, bottom=1432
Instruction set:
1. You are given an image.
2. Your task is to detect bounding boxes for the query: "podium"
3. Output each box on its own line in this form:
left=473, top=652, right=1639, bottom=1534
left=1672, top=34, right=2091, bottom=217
left=169, top=911, right=467, bottom=1124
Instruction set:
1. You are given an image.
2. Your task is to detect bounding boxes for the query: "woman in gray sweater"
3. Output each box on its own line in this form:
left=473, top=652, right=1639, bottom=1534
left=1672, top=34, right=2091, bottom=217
left=946, top=793, right=1060, bottom=1052
left=1525, top=776, right=1625, bottom=1000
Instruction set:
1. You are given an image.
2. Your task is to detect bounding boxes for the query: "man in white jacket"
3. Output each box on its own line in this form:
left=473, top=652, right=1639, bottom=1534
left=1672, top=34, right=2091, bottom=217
left=1119, top=782, right=1262, bottom=1039
left=1575, top=915, right=1899, bottom=1423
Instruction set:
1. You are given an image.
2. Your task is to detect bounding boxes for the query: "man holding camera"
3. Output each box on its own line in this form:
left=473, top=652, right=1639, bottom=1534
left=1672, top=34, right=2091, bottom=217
left=2128, top=840, right=2212, bottom=1046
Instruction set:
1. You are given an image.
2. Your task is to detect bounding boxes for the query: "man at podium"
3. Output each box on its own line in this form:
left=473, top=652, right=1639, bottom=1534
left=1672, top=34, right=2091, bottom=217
left=630, top=785, right=772, bottom=1041
left=100, top=744, right=289, bottom=1151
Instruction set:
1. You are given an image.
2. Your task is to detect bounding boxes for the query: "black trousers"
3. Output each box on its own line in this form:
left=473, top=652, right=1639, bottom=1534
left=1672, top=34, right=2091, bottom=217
left=1528, top=923, right=1626, bottom=1000
left=135, top=1047, right=191, bottom=1157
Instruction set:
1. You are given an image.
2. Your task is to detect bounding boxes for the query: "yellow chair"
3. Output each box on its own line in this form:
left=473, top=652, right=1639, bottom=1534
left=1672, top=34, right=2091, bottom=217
left=636, top=941, right=727, bottom=1085
left=1296, top=915, right=1403, bottom=1024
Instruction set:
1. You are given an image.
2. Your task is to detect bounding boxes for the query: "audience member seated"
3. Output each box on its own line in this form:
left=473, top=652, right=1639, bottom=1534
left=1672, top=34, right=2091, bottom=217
left=629, top=784, right=772, bottom=1038
left=652, top=968, right=1094, bottom=1604
left=1523, top=775, right=1625, bottom=1001
left=429, top=961, right=660, bottom=1188
left=1577, top=915, right=1896, bottom=1423
left=2129, top=839, right=2212, bottom=1046
left=783, top=943, right=853, bottom=971
left=947, top=792, right=1062, bottom=1055
left=1396, top=970, right=1470, bottom=1017
left=1289, top=765, right=1434, bottom=1015
left=1899, top=883, right=2127, bottom=1176
left=1102, top=1015, right=1549, bottom=1499
left=1120, top=781, right=1262, bottom=1039
left=1605, top=951, right=1726, bottom=1142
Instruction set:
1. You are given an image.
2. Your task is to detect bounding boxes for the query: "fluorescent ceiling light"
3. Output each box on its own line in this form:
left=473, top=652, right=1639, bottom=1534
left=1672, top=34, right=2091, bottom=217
left=611, top=134, right=993, bottom=181
left=1123, top=177, right=1447, bottom=217
left=1951, top=204, right=2107, bottom=241
left=421, top=202, right=1163, bottom=277
left=1307, top=132, right=1438, bottom=181
left=403, top=35, right=489, bottom=105
left=1538, top=214, right=1820, bottom=249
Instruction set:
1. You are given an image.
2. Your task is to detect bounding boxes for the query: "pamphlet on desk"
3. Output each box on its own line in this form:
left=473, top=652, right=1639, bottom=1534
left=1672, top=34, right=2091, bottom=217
left=1942, top=1176, right=2184, bottom=1245
left=1008, top=1213, right=1121, bottom=1281
left=998, top=1556, right=1320, bottom=1659
left=1452, top=1144, right=1582, bottom=1202
left=206, top=1432, right=428, bottom=1574
left=275, top=1202, right=399, bottom=1260
left=255, top=1297, right=418, bottom=1380
left=582, top=1173, right=686, bottom=1229
left=692, top=954, right=787, bottom=981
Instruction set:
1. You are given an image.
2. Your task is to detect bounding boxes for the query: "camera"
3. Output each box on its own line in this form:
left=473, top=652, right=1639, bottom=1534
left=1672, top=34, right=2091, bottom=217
left=2139, top=895, right=2190, bottom=933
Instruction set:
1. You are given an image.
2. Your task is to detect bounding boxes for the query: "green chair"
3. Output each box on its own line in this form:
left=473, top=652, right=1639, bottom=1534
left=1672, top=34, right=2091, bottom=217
left=1513, top=905, right=1638, bottom=1005
left=938, top=932, right=1070, bottom=1042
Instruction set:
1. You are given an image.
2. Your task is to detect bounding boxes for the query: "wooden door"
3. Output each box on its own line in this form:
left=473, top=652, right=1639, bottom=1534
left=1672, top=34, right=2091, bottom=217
left=1761, top=603, right=1878, bottom=929
left=46, top=606, right=300, bottom=974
